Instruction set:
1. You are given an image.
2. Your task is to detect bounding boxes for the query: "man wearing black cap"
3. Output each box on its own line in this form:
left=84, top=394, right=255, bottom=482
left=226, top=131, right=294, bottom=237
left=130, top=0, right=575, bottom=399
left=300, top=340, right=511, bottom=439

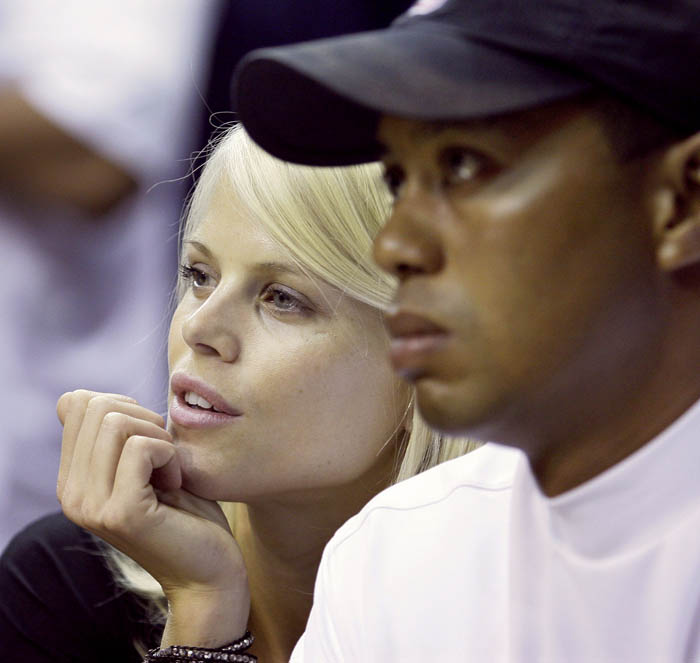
left=234, top=1, right=700, bottom=660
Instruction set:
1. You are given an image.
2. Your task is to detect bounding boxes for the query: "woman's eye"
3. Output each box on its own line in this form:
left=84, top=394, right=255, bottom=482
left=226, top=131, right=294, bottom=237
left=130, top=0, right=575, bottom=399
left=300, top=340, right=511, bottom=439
left=442, top=147, right=484, bottom=185
left=261, top=285, right=309, bottom=314
left=382, top=164, right=405, bottom=198
left=179, top=264, right=213, bottom=290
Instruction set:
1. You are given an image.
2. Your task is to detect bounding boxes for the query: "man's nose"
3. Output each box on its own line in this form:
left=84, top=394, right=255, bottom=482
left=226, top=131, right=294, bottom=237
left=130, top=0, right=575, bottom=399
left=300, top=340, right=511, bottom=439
left=373, top=197, right=444, bottom=281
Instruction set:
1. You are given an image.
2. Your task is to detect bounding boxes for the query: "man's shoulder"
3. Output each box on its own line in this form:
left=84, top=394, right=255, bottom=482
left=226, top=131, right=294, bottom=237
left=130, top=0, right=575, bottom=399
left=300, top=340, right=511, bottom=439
left=299, top=443, right=524, bottom=661
left=330, top=443, right=524, bottom=554
left=364, top=442, right=521, bottom=511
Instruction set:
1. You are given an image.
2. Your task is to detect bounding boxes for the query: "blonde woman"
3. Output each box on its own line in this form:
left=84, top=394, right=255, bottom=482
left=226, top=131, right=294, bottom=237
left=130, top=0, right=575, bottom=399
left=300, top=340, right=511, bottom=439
left=0, top=125, right=477, bottom=662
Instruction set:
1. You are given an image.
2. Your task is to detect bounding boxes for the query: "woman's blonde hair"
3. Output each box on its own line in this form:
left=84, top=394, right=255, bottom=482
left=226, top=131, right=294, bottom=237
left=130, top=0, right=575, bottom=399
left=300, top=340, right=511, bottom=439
left=107, top=124, right=480, bottom=639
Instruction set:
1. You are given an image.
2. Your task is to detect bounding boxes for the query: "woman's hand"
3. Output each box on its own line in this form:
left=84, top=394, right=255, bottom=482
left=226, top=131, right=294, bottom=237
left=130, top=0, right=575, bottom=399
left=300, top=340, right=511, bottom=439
left=56, top=390, right=250, bottom=647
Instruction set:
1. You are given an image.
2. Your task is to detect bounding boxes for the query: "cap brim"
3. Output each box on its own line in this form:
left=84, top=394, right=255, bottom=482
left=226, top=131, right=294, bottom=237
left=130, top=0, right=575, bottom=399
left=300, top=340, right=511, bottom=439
left=234, top=25, right=591, bottom=166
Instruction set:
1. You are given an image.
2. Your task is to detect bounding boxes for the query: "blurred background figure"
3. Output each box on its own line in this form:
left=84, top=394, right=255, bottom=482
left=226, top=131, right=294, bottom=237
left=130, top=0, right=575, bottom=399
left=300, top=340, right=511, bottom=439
left=0, top=0, right=221, bottom=549
left=0, top=0, right=413, bottom=550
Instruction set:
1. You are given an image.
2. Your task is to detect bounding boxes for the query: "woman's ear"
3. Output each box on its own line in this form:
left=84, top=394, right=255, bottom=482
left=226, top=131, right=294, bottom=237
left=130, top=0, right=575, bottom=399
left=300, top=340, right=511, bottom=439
left=652, top=131, right=700, bottom=271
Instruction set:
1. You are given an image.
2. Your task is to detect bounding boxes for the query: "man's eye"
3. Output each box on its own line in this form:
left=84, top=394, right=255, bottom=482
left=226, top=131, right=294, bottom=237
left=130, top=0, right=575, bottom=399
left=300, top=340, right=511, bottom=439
left=442, top=147, right=484, bottom=184
left=382, top=164, right=405, bottom=197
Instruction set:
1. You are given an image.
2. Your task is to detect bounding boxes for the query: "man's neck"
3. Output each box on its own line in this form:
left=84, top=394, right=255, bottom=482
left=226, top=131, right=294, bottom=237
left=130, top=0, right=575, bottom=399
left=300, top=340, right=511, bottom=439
left=531, top=288, right=700, bottom=497
left=473, top=280, right=700, bottom=497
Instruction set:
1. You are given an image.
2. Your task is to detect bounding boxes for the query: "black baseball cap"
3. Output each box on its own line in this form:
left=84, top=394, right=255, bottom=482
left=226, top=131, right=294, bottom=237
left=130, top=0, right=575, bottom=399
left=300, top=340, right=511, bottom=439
left=233, top=0, right=699, bottom=166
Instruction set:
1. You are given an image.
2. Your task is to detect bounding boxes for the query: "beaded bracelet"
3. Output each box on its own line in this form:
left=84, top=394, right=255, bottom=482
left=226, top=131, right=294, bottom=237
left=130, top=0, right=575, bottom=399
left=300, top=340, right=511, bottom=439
left=144, top=630, right=257, bottom=663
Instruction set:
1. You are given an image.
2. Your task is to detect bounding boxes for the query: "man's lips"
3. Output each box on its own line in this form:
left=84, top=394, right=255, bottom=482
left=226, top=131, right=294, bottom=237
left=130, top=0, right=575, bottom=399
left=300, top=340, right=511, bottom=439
left=385, top=311, right=447, bottom=338
left=385, top=311, right=449, bottom=377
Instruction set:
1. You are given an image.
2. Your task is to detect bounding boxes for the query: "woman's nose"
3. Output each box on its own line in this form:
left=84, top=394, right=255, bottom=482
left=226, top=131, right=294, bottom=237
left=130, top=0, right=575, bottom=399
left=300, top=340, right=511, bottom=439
left=180, top=291, right=242, bottom=362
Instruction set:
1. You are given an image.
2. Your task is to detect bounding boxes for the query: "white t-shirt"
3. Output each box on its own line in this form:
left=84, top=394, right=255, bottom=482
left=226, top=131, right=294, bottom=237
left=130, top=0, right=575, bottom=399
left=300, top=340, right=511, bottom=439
left=0, top=0, right=220, bottom=548
left=293, top=400, right=700, bottom=662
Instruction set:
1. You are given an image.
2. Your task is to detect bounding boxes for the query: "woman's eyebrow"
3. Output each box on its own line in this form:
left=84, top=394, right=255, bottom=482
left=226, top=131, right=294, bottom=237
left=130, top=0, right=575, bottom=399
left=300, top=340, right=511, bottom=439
left=183, top=239, right=213, bottom=258
left=183, top=240, right=305, bottom=278
left=252, top=261, right=305, bottom=277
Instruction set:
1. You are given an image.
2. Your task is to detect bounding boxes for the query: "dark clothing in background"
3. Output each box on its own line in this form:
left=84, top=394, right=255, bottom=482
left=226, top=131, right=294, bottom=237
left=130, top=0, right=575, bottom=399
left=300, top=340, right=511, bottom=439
left=199, top=0, right=414, bottom=142
left=0, top=513, right=158, bottom=661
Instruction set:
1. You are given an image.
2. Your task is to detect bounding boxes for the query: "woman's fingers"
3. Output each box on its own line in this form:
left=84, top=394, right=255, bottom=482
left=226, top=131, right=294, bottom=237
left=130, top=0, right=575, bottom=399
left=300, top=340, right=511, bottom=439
left=57, top=390, right=139, bottom=498
left=82, top=414, right=172, bottom=508
left=57, top=390, right=168, bottom=509
left=114, top=436, right=179, bottom=494
left=67, top=436, right=176, bottom=553
left=104, top=436, right=179, bottom=536
left=72, top=396, right=166, bottom=478
left=151, top=456, right=184, bottom=493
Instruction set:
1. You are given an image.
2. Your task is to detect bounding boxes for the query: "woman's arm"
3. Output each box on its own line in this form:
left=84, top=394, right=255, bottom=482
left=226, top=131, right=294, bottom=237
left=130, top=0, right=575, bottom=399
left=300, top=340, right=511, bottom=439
left=56, top=390, right=251, bottom=650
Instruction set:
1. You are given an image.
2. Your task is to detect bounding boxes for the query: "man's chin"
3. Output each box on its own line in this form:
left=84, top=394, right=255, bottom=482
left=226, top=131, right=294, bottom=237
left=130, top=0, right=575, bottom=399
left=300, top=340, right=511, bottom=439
left=414, top=376, right=508, bottom=437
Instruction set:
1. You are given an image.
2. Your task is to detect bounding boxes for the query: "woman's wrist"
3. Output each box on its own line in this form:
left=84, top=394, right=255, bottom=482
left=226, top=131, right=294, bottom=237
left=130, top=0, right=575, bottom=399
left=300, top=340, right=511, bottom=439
left=161, top=584, right=251, bottom=648
left=146, top=631, right=256, bottom=663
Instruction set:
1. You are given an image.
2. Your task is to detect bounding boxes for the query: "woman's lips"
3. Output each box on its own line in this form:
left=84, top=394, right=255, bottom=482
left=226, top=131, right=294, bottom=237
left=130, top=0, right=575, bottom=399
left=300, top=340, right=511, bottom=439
left=169, top=372, right=242, bottom=429
left=169, top=393, right=241, bottom=429
left=385, top=312, right=449, bottom=378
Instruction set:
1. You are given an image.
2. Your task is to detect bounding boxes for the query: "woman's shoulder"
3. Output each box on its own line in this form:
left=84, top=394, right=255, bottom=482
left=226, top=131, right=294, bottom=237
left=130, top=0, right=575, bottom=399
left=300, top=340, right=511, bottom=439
left=0, top=512, right=155, bottom=661
left=3, top=511, right=89, bottom=554
left=1, top=512, right=108, bottom=601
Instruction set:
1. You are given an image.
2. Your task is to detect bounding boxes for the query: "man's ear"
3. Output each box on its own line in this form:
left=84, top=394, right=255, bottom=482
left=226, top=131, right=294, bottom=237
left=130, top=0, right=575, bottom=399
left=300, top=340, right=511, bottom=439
left=651, top=131, right=700, bottom=271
